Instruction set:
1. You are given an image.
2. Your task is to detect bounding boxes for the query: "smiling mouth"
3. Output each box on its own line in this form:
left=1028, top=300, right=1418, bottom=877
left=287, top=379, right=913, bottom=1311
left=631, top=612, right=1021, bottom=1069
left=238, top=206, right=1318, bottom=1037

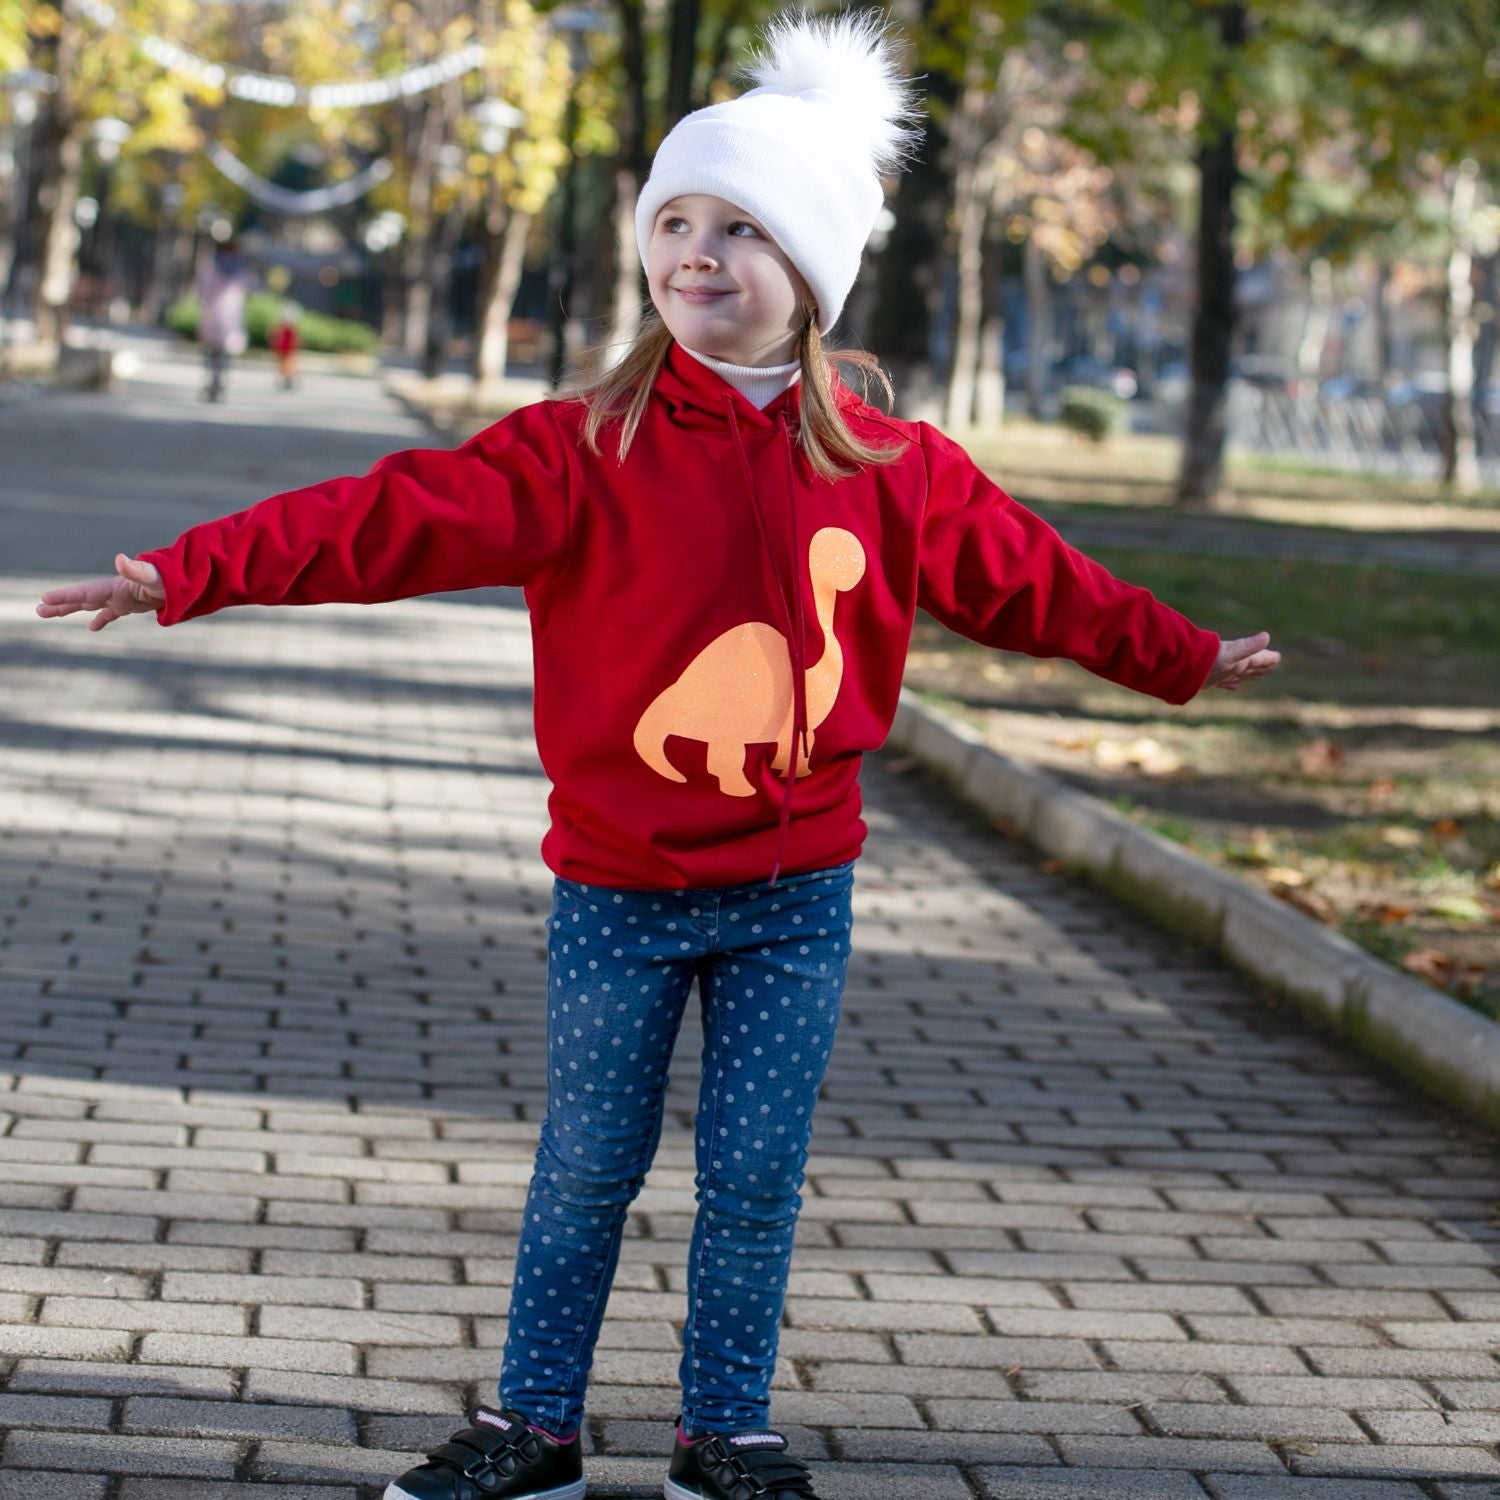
left=673, top=287, right=733, bottom=303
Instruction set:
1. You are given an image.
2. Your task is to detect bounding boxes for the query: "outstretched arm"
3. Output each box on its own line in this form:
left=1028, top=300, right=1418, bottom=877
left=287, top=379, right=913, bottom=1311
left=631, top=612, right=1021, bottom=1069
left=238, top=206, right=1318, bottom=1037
left=36, top=556, right=166, bottom=631
left=35, top=401, right=573, bottom=631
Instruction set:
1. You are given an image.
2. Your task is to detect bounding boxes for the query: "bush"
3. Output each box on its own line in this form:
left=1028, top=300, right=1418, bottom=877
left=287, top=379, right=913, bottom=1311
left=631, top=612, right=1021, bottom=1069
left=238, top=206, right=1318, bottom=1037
left=165, top=291, right=379, bottom=355
left=1059, top=385, right=1129, bottom=444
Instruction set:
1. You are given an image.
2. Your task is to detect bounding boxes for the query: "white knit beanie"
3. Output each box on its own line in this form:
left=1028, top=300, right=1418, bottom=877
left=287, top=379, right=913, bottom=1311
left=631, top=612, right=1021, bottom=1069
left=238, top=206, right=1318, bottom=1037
left=635, top=10, right=922, bottom=336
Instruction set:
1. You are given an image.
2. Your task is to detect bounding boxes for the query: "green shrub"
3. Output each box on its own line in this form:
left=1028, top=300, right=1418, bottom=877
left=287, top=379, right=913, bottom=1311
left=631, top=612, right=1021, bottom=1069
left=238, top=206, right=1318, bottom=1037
left=1059, top=385, right=1129, bottom=444
left=165, top=291, right=379, bottom=355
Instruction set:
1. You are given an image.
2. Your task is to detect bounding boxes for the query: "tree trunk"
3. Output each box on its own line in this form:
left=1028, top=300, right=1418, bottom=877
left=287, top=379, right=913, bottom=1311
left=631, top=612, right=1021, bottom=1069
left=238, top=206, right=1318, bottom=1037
left=421, top=192, right=468, bottom=381
left=1442, top=157, right=1480, bottom=495
left=975, top=224, right=1006, bottom=426
left=865, top=0, right=958, bottom=416
left=21, top=1, right=82, bottom=350
left=1175, top=3, right=1245, bottom=510
left=604, top=0, right=647, bottom=360
left=1023, top=235, right=1051, bottom=418
left=400, top=87, right=442, bottom=357
left=1474, top=250, right=1497, bottom=397
left=609, top=166, right=642, bottom=361
left=1371, top=254, right=1393, bottom=383
left=474, top=199, right=531, bottom=390
left=665, top=0, right=700, bottom=132
left=1295, top=256, right=1332, bottom=392
left=943, top=151, right=990, bottom=431
left=0, top=106, right=19, bottom=298
left=34, top=121, right=82, bottom=348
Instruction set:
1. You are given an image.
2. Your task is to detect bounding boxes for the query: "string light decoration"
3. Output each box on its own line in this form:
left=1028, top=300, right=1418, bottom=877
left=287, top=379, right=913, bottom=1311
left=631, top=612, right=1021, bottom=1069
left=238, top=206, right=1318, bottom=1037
left=74, top=0, right=487, bottom=108
left=206, top=139, right=395, bottom=214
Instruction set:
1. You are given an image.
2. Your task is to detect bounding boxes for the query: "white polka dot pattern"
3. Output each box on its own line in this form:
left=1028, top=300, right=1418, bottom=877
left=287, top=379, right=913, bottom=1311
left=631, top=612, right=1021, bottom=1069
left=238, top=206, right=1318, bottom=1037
left=498, top=861, right=856, bottom=1437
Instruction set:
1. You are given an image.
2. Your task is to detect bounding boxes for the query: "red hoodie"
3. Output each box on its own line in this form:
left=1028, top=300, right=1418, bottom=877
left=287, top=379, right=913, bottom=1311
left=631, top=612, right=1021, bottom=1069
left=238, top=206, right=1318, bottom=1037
left=140, top=341, right=1219, bottom=890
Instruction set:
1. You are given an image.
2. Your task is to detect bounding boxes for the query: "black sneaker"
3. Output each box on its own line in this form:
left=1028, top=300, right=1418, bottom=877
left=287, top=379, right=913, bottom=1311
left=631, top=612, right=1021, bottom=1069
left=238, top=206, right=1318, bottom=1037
left=665, top=1426, right=818, bottom=1499
left=384, top=1406, right=585, bottom=1500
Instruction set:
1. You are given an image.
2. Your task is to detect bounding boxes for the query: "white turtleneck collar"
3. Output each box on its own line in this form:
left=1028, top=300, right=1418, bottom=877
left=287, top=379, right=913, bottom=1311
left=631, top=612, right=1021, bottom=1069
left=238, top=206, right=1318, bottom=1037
left=679, top=343, right=801, bottom=411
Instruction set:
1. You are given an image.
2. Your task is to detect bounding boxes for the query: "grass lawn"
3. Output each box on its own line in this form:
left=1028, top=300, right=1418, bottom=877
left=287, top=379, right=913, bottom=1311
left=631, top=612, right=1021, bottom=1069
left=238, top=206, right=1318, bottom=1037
left=904, top=547, right=1500, bottom=1021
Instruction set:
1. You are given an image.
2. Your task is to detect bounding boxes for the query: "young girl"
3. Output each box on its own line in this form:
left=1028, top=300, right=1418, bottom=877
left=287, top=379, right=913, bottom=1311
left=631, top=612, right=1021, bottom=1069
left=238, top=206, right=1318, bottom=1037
left=36, top=13, right=1280, bottom=1500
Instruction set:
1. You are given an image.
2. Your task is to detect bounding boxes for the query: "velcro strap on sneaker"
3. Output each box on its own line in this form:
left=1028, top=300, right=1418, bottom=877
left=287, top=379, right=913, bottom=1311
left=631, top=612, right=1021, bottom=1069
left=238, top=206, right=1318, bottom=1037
left=701, top=1435, right=814, bottom=1498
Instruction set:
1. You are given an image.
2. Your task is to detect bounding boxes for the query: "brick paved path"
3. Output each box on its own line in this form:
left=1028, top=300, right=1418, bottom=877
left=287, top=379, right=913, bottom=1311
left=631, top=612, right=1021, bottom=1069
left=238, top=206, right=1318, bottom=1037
left=2, top=337, right=1498, bottom=1499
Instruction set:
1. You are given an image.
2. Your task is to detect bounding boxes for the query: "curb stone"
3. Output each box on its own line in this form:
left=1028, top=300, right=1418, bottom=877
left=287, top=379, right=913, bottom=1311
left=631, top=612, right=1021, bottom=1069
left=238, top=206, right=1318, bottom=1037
left=888, top=687, right=1500, bottom=1136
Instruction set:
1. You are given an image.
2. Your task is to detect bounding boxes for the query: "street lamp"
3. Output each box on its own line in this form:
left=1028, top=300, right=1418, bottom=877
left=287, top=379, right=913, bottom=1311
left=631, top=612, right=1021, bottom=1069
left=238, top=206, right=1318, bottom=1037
left=547, top=5, right=610, bottom=389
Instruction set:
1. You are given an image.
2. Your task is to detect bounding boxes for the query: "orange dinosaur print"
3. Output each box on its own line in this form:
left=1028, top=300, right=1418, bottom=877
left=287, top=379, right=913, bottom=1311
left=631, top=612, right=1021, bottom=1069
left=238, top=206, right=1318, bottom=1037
left=632, top=527, right=866, bottom=796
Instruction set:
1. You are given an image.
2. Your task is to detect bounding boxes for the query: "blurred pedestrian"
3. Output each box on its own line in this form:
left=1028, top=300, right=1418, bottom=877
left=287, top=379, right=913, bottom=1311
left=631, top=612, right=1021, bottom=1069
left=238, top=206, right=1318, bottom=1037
left=194, top=239, right=254, bottom=402
left=270, top=300, right=301, bottom=391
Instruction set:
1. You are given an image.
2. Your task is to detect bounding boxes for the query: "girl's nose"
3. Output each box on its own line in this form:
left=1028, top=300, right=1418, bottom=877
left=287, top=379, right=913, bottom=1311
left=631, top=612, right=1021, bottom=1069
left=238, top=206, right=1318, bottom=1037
left=680, top=239, right=718, bottom=269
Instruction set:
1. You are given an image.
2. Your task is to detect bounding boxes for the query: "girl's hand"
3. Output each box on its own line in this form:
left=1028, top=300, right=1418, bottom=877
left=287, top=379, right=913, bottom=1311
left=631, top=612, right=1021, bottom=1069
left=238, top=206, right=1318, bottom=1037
left=35, top=555, right=166, bottom=632
left=1204, top=631, right=1281, bottom=692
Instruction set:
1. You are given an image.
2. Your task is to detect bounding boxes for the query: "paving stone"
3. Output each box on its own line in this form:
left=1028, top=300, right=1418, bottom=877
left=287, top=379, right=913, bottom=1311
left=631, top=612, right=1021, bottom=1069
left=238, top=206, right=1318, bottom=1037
left=1144, top=1402, right=1365, bottom=1441
left=0, top=1474, right=111, bottom=1500
left=1290, top=1444, right=1500, bottom=1478
left=973, top=1470, right=1210, bottom=1499
left=7, top=1360, right=236, bottom=1399
left=1357, top=1410, right=1500, bottom=1444
left=0, top=1394, right=114, bottom=1430
left=117, top=1484, right=355, bottom=1500
left=1055, top=1435, right=1287, bottom=1471
left=784, top=1462, right=973, bottom=1500
left=1304, top=1348, right=1500, bottom=1379
left=1204, top=1479, right=1430, bottom=1498
left=122, top=1394, right=357, bottom=1444
left=1225, top=1376, right=1440, bottom=1410
left=2, top=1431, right=241, bottom=1478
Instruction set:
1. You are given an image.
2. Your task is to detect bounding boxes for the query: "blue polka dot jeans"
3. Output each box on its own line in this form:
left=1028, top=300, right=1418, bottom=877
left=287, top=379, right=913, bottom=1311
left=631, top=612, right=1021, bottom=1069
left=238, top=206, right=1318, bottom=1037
left=498, top=858, right=856, bottom=1438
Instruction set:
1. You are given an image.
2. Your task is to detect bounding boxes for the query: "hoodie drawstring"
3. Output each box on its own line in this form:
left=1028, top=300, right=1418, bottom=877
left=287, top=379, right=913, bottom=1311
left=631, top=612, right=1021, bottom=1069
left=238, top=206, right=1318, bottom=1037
left=724, top=397, right=807, bottom=888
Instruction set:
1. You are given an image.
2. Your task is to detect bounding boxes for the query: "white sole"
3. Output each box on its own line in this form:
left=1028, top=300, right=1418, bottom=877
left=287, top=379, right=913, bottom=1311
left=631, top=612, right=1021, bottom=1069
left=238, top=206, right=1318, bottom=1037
left=385, top=1483, right=585, bottom=1500
left=663, top=1481, right=699, bottom=1500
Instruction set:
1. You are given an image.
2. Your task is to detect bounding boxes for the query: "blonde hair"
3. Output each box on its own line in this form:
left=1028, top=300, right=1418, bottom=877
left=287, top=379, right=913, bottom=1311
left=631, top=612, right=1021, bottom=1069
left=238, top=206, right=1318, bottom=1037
left=562, top=307, right=906, bottom=481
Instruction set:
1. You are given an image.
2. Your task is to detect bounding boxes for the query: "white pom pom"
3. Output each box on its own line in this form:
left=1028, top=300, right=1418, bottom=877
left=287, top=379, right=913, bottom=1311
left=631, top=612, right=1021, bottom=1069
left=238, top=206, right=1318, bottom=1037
left=743, top=9, right=923, bottom=175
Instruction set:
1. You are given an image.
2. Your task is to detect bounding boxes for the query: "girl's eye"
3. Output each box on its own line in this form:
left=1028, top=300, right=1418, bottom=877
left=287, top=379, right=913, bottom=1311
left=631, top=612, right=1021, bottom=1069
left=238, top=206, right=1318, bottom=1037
left=660, top=216, right=758, bottom=236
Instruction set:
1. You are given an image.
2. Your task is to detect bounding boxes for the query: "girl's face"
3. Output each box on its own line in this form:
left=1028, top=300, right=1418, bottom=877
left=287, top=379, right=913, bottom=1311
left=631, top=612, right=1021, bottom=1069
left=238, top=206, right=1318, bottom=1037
left=646, top=194, right=813, bottom=367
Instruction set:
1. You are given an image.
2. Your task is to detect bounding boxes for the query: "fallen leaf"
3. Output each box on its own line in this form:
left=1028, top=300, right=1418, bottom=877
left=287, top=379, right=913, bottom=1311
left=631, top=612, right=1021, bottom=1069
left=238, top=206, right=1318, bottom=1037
left=1247, top=828, right=1278, bottom=864
left=1032, top=662, right=1058, bottom=681
left=1380, top=825, right=1423, bottom=850
left=981, top=662, right=1011, bottom=684
left=1485, top=863, right=1500, bottom=892
left=1427, top=894, right=1488, bottom=924
left=1367, top=776, right=1398, bottom=806
left=1402, top=949, right=1456, bottom=985
left=1039, top=859, right=1068, bottom=875
left=990, top=818, right=1022, bottom=840
left=1273, top=885, right=1336, bottom=924
left=1361, top=901, right=1415, bottom=925
left=1431, top=817, right=1463, bottom=838
left=1262, top=866, right=1309, bottom=887
left=1296, top=738, right=1345, bottom=775
left=1051, top=735, right=1094, bottom=752
left=1091, top=736, right=1183, bottom=775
